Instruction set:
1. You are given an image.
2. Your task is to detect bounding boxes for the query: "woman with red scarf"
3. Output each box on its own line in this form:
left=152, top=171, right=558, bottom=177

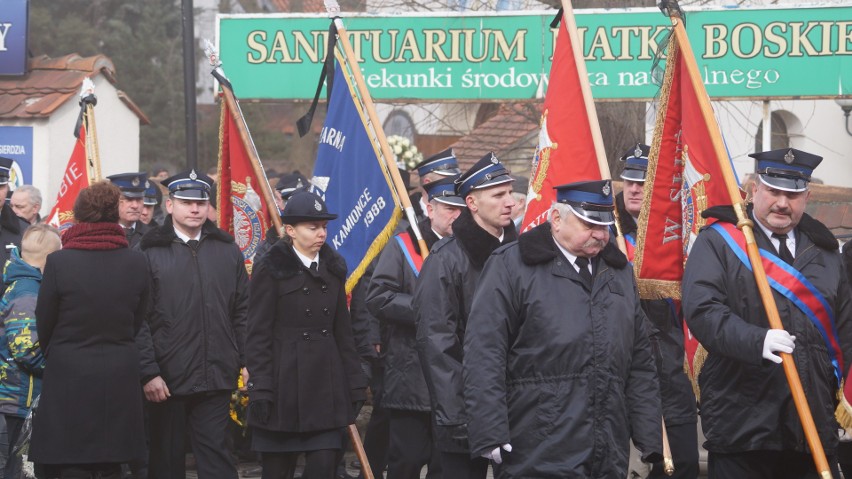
left=30, top=181, right=150, bottom=479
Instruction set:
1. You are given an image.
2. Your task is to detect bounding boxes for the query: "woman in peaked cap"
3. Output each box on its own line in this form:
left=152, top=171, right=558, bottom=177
left=245, top=190, right=367, bottom=479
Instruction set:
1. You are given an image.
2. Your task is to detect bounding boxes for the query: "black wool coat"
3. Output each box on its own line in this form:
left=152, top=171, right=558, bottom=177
left=0, top=204, right=28, bottom=263
left=246, top=241, right=367, bottom=432
left=31, top=246, right=149, bottom=464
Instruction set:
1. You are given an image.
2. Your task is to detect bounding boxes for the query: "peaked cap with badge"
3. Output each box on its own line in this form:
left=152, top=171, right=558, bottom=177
left=749, top=147, right=822, bottom=193
left=414, top=148, right=461, bottom=178
left=554, top=179, right=615, bottom=225
left=161, top=169, right=214, bottom=200
left=281, top=190, right=338, bottom=225
left=276, top=172, right=309, bottom=200
left=619, top=143, right=650, bottom=182
left=107, top=172, right=149, bottom=198
left=0, top=157, right=14, bottom=186
left=422, top=174, right=465, bottom=207
left=455, top=152, right=514, bottom=198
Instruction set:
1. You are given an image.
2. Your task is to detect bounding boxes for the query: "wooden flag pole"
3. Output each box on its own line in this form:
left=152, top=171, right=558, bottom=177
left=325, top=0, right=429, bottom=260
left=79, top=78, right=102, bottom=183
left=664, top=5, right=830, bottom=477
left=559, top=0, right=627, bottom=254
left=205, top=42, right=285, bottom=238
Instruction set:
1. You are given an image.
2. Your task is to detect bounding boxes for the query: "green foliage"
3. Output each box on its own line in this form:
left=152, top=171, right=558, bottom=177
left=30, top=0, right=187, bottom=174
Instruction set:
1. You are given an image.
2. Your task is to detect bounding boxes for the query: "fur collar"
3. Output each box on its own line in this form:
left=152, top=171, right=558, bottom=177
left=139, top=215, right=234, bottom=250
left=259, top=241, right=347, bottom=280
left=453, top=208, right=518, bottom=269
left=406, top=218, right=440, bottom=254
left=518, top=222, right=628, bottom=269
left=702, top=204, right=838, bottom=252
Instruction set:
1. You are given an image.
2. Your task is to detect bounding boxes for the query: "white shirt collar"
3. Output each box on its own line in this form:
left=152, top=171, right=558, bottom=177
left=754, top=218, right=796, bottom=258
left=553, top=237, right=591, bottom=274
left=431, top=228, right=443, bottom=240
left=173, top=227, right=201, bottom=243
left=293, top=247, right=319, bottom=269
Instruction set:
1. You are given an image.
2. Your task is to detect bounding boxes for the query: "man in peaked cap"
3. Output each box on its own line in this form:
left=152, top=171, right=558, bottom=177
left=367, top=176, right=465, bottom=479
left=107, top=172, right=151, bottom=248
left=410, top=148, right=462, bottom=222
left=136, top=169, right=248, bottom=479
left=140, top=182, right=163, bottom=227
left=615, top=143, right=699, bottom=479
left=273, top=172, right=309, bottom=212
left=0, top=157, right=29, bottom=264
left=463, top=179, right=663, bottom=477
left=683, top=148, right=851, bottom=478
left=414, top=152, right=516, bottom=479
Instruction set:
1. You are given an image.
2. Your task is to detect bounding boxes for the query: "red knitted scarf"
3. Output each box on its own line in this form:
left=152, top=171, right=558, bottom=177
left=62, top=222, right=129, bottom=251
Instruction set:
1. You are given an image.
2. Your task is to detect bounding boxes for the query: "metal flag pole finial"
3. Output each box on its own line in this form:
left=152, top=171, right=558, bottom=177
left=80, top=77, right=96, bottom=99
left=324, top=0, right=341, bottom=16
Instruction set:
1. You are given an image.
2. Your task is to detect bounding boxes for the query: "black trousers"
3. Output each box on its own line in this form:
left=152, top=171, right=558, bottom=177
left=147, top=390, right=237, bottom=479
left=261, top=449, right=337, bottom=479
left=386, top=409, right=441, bottom=479
left=708, top=450, right=840, bottom=479
left=440, top=452, right=487, bottom=479
left=4, top=415, right=25, bottom=479
left=648, top=422, right=700, bottom=479
left=38, top=463, right=122, bottom=479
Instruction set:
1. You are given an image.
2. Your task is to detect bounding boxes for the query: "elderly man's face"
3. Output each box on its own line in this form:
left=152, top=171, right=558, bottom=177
left=11, top=190, right=39, bottom=223
left=751, top=180, right=809, bottom=235
left=551, top=207, right=611, bottom=258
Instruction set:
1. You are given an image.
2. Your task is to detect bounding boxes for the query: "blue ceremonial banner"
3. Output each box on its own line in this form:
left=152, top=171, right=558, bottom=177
left=311, top=59, right=400, bottom=293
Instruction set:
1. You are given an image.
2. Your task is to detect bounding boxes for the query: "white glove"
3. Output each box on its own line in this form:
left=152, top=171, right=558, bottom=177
left=481, top=443, right=512, bottom=464
left=762, top=329, right=796, bottom=364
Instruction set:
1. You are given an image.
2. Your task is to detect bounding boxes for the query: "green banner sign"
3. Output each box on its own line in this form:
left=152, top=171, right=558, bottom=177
left=217, top=6, right=852, bottom=101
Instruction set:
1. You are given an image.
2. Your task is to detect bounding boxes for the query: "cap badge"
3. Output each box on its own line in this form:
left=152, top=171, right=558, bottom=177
left=144, top=180, right=150, bottom=188
left=314, top=200, right=322, bottom=212
left=602, top=182, right=611, bottom=196
left=784, top=150, right=795, bottom=164
left=634, top=144, right=643, bottom=158
left=189, top=169, right=198, bottom=180
left=131, top=177, right=140, bottom=187
left=296, top=179, right=304, bottom=188
left=490, top=154, right=498, bottom=165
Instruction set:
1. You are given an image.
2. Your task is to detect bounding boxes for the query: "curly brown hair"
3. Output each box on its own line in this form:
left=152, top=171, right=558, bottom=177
left=73, top=181, right=121, bottom=223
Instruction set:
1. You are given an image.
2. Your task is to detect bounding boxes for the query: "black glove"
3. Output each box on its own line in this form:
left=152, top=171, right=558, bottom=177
left=249, top=399, right=272, bottom=425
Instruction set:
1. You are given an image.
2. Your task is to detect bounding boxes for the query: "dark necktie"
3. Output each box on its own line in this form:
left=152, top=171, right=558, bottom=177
left=772, top=233, right=794, bottom=265
left=574, top=257, right=593, bottom=287
left=187, top=239, right=199, bottom=250
left=310, top=261, right=318, bottom=271
left=124, top=226, right=134, bottom=238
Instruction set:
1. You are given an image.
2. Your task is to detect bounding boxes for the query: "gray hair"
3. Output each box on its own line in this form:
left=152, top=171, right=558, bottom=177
left=547, top=201, right=572, bottom=223
left=14, top=184, right=42, bottom=206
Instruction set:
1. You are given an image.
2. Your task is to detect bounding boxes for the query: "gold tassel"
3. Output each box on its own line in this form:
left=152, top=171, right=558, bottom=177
left=836, top=383, right=852, bottom=429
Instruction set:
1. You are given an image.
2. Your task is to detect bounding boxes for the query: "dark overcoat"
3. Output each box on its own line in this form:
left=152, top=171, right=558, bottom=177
left=464, top=223, right=662, bottom=478
left=683, top=206, right=852, bottom=455
left=0, top=204, right=28, bottom=263
left=135, top=217, right=249, bottom=395
left=31, top=246, right=149, bottom=464
left=245, top=241, right=367, bottom=432
left=367, top=219, right=439, bottom=412
left=414, top=208, right=516, bottom=452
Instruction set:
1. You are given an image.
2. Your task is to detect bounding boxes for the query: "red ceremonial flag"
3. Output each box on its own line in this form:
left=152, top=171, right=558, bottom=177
left=521, top=9, right=602, bottom=233
left=633, top=34, right=735, bottom=387
left=47, top=123, right=91, bottom=233
left=216, top=93, right=275, bottom=274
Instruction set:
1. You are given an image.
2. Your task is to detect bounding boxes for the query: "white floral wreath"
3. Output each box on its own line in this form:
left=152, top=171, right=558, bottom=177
left=386, top=135, right=423, bottom=171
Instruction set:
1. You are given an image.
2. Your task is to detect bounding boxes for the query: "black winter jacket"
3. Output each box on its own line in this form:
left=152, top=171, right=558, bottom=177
left=414, top=208, right=516, bottom=452
left=245, top=241, right=367, bottom=432
left=136, top=217, right=249, bottom=395
left=367, top=219, right=440, bottom=412
left=683, top=206, right=852, bottom=455
left=464, top=223, right=662, bottom=478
